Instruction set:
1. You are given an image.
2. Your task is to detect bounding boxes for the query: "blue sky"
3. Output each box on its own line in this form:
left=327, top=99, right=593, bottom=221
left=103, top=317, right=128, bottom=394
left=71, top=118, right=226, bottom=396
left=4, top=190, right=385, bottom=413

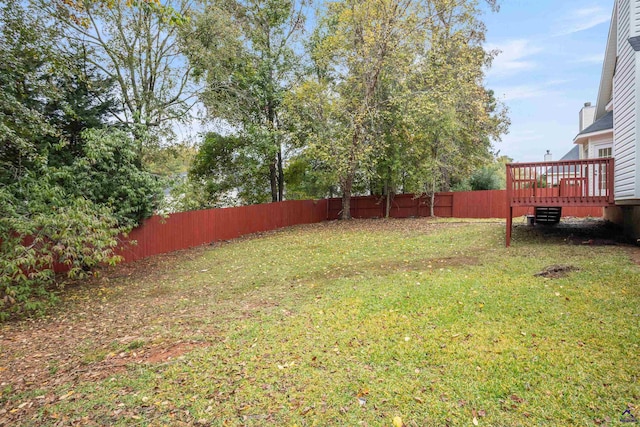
left=482, top=0, right=613, bottom=162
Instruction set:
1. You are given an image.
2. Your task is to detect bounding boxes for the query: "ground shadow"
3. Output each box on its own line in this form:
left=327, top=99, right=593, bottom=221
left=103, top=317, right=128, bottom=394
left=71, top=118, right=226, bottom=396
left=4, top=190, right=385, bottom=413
left=513, top=217, right=631, bottom=246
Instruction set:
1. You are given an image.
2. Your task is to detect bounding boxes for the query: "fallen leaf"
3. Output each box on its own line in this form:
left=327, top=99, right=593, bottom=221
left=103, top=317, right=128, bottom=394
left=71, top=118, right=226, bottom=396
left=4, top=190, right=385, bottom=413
left=393, top=416, right=404, bottom=427
left=59, top=391, right=74, bottom=400
left=510, top=394, right=524, bottom=403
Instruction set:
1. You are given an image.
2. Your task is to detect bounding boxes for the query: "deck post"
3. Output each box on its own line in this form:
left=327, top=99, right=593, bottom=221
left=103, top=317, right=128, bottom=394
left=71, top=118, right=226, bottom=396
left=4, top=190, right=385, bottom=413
left=608, top=158, right=615, bottom=204
left=506, top=206, right=512, bottom=247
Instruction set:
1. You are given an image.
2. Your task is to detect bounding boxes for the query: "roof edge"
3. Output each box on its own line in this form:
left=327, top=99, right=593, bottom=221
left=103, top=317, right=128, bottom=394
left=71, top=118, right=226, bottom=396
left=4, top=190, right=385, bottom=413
left=573, top=128, right=614, bottom=144
left=595, top=3, right=617, bottom=120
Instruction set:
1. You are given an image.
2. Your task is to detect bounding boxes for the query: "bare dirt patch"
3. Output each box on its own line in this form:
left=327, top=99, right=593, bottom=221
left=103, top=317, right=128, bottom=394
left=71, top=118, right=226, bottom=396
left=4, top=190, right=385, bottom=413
left=376, top=256, right=480, bottom=272
left=534, top=265, right=580, bottom=279
left=628, top=247, right=640, bottom=266
left=135, top=342, right=209, bottom=364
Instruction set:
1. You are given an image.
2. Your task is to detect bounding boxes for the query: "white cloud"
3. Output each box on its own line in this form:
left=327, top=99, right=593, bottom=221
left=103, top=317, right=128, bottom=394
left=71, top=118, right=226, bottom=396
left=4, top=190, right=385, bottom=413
left=492, top=80, right=570, bottom=101
left=555, top=6, right=610, bottom=36
left=486, top=39, right=543, bottom=78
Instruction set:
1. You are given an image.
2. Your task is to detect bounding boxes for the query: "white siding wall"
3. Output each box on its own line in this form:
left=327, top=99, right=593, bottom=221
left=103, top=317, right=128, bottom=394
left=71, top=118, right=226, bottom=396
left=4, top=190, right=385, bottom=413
left=588, top=134, right=614, bottom=158
left=614, top=0, right=639, bottom=200
left=633, top=0, right=640, bottom=36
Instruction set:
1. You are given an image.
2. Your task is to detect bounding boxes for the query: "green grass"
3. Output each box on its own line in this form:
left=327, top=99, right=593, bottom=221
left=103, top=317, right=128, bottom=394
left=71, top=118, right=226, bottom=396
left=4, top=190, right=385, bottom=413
left=2, top=219, right=639, bottom=426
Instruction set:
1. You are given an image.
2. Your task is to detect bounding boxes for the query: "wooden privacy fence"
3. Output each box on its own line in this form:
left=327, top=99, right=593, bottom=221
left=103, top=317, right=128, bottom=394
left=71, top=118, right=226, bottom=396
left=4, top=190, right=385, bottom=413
left=117, top=199, right=328, bottom=263
left=50, top=190, right=603, bottom=271
left=327, top=190, right=604, bottom=220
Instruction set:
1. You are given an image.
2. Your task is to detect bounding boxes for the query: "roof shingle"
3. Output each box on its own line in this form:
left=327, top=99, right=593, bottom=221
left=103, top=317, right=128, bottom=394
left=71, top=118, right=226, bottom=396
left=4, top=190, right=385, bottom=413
left=577, top=110, right=613, bottom=136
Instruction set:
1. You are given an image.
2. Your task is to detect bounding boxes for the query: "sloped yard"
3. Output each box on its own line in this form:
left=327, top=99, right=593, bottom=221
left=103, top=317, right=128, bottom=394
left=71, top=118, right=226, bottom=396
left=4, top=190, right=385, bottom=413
left=1, top=219, right=639, bottom=426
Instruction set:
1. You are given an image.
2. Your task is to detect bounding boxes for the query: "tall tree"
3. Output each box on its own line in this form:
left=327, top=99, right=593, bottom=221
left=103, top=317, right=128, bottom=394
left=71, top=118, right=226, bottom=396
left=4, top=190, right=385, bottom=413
left=185, top=0, right=306, bottom=202
left=288, top=0, right=508, bottom=218
left=43, top=0, right=197, bottom=159
left=42, top=44, right=119, bottom=168
left=189, top=132, right=272, bottom=206
left=291, top=0, right=432, bottom=219
left=396, top=1, right=509, bottom=214
left=0, top=0, right=57, bottom=184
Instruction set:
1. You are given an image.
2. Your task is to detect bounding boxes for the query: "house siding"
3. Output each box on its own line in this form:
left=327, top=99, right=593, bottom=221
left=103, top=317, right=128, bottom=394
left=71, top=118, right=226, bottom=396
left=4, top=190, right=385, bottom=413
left=633, top=0, right=640, bottom=36
left=613, top=0, right=639, bottom=200
left=587, top=134, right=614, bottom=159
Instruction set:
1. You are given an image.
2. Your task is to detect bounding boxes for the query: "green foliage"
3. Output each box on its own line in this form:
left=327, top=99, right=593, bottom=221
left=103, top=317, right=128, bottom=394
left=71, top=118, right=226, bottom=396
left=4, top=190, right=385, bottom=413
left=0, top=180, right=124, bottom=320
left=188, top=132, right=271, bottom=207
left=0, top=128, right=161, bottom=318
left=0, top=1, right=162, bottom=318
left=42, top=46, right=119, bottom=168
left=0, top=0, right=57, bottom=183
left=185, top=0, right=306, bottom=202
left=145, top=144, right=195, bottom=177
left=56, top=128, right=164, bottom=227
left=455, top=155, right=512, bottom=191
left=283, top=154, right=337, bottom=199
left=160, top=175, right=218, bottom=213
left=469, top=167, right=502, bottom=191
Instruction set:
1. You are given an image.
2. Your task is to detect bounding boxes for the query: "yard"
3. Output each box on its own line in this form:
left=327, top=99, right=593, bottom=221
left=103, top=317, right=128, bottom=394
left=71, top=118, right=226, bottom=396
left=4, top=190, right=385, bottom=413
left=1, top=219, right=639, bottom=426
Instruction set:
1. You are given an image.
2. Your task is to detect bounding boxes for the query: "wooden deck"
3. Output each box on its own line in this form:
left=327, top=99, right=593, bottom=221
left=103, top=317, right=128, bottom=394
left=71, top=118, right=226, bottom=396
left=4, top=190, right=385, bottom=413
left=505, top=158, right=615, bottom=246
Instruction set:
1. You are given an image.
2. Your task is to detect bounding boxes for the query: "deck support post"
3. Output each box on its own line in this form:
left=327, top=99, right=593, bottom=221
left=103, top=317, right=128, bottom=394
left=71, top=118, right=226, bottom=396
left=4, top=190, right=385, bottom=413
left=506, top=206, right=513, bottom=247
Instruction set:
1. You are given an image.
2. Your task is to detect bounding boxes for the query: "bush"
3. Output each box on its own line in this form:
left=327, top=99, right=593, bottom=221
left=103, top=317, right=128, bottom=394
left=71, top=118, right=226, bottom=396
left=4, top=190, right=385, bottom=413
left=0, top=182, right=125, bottom=320
left=469, top=166, right=502, bottom=191
left=57, top=128, right=164, bottom=228
left=0, top=129, right=163, bottom=319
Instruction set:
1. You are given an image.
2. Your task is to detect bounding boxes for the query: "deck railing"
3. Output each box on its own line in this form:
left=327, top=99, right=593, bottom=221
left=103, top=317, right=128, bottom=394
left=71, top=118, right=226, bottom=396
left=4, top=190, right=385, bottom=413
left=506, top=158, right=615, bottom=207
left=505, top=157, right=614, bottom=246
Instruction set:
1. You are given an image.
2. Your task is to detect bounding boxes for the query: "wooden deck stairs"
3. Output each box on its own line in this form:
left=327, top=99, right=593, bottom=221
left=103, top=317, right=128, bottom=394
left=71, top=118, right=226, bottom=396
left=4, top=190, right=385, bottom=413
left=534, top=207, right=562, bottom=224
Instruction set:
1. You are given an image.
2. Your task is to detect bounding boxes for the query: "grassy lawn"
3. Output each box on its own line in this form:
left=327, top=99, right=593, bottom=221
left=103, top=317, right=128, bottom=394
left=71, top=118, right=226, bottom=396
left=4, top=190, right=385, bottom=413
left=1, top=219, right=639, bottom=426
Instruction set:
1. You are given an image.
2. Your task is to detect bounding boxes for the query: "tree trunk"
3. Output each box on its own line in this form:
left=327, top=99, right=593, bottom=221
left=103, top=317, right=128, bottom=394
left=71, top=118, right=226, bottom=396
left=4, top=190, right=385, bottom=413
left=384, top=178, right=391, bottom=218
left=429, top=178, right=436, bottom=217
left=277, top=146, right=284, bottom=202
left=440, top=165, right=451, bottom=192
left=341, top=175, right=353, bottom=220
left=269, top=161, right=278, bottom=202
left=430, top=192, right=435, bottom=217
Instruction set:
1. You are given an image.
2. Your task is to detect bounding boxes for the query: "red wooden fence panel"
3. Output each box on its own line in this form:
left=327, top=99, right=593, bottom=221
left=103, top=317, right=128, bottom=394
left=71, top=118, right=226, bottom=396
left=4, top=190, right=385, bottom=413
left=117, top=199, right=328, bottom=263
left=327, top=190, right=603, bottom=220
